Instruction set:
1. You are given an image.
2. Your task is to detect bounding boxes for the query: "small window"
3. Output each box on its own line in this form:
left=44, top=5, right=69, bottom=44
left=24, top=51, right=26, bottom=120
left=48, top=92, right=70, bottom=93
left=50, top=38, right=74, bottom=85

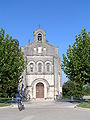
left=38, top=63, right=42, bottom=72
left=38, top=33, right=42, bottom=42
left=38, top=47, right=42, bottom=53
left=46, top=63, right=50, bottom=72
left=30, top=63, right=34, bottom=72
left=43, top=47, right=46, bottom=51
left=34, top=48, right=36, bottom=51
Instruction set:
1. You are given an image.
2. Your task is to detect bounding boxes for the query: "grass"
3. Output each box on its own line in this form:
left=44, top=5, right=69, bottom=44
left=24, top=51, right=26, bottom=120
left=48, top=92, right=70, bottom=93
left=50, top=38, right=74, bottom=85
left=77, top=103, right=90, bottom=109
left=0, top=103, right=10, bottom=107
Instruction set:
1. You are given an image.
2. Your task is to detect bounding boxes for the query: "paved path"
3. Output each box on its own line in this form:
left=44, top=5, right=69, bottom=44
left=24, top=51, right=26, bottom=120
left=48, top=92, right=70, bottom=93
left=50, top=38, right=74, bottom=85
left=0, top=101, right=90, bottom=120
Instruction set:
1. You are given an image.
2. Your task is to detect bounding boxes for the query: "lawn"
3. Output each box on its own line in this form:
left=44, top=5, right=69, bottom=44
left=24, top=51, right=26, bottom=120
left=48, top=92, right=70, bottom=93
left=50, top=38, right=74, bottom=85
left=77, top=103, right=90, bottom=109
left=0, top=103, right=10, bottom=107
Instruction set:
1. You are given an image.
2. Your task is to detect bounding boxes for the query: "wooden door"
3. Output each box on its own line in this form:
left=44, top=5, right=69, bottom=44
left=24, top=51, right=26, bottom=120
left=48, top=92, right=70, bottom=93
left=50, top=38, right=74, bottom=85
left=36, top=83, right=44, bottom=98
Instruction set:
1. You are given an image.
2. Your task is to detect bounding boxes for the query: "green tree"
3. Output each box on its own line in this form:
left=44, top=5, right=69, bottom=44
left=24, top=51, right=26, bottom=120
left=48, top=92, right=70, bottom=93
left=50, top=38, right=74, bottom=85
left=84, top=84, right=90, bottom=96
left=0, top=28, right=25, bottom=98
left=62, top=29, right=90, bottom=97
left=62, top=80, right=83, bottom=99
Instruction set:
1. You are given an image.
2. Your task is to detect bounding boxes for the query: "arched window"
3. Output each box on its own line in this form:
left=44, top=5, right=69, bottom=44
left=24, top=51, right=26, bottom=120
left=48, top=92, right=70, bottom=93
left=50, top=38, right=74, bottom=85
left=46, top=63, right=50, bottom=72
left=38, top=33, right=42, bottom=42
left=38, top=63, right=42, bottom=72
left=30, top=63, right=34, bottom=72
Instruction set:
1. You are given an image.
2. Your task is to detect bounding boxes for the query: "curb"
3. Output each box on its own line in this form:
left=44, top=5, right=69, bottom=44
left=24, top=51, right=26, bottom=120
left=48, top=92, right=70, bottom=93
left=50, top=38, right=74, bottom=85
left=76, top=106, right=90, bottom=111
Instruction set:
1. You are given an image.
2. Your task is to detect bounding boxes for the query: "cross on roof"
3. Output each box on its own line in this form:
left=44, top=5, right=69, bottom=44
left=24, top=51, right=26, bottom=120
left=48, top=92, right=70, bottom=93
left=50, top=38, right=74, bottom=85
left=39, top=24, right=40, bottom=28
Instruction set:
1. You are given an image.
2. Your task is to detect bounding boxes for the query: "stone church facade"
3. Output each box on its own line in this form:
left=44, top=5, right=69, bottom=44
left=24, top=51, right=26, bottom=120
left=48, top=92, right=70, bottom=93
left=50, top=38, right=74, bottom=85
left=21, top=27, right=62, bottom=100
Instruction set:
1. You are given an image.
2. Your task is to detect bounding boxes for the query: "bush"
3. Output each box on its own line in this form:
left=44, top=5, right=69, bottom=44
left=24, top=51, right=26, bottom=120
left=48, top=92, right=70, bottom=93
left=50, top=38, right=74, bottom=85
left=0, top=98, right=11, bottom=103
left=62, top=80, right=84, bottom=99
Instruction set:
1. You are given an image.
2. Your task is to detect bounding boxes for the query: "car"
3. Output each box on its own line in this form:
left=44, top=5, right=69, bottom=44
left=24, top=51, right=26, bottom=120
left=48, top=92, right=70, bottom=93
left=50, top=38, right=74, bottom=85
left=7, top=99, right=17, bottom=104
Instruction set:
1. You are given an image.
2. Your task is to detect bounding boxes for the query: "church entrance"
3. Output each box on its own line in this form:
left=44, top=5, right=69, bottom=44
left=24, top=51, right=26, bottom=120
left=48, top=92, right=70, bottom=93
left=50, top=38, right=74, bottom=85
left=36, top=82, right=44, bottom=98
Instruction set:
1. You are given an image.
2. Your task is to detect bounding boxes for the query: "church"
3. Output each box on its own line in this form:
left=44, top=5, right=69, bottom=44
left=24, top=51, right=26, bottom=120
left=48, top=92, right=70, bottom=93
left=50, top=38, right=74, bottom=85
left=21, top=27, right=62, bottom=100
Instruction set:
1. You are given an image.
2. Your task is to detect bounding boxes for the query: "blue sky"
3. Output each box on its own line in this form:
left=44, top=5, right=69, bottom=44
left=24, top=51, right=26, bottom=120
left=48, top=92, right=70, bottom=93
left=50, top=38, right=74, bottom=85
left=0, top=0, right=90, bottom=84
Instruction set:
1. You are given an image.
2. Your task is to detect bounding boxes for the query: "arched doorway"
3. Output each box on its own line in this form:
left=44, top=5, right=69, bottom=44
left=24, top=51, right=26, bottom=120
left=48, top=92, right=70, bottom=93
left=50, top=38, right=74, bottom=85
left=36, top=82, right=44, bottom=98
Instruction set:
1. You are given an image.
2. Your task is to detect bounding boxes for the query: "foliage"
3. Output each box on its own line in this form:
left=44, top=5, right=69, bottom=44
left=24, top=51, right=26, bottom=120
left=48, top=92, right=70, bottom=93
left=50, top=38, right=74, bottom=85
left=0, top=97, right=11, bottom=101
left=0, top=28, right=25, bottom=98
left=62, top=80, right=84, bottom=99
left=84, top=84, right=90, bottom=95
left=62, top=29, right=90, bottom=96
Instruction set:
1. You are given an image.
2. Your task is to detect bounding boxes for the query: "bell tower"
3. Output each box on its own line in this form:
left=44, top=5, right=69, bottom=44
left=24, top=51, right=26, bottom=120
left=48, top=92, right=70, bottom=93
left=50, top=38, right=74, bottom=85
left=34, top=26, right=45, bottom=43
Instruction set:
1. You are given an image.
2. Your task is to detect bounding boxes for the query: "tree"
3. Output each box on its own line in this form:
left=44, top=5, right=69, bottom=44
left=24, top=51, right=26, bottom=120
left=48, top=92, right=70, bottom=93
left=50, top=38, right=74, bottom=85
left=62, top=29, right=90, bottom=96
left=84, top=84, right=90, bottom=96
left=0, top=28, right=25, bottom=98
left=62, top=80, right=83, bottom=99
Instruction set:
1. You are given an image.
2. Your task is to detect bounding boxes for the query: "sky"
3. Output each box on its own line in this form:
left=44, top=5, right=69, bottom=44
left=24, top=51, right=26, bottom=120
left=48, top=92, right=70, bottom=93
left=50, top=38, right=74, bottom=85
left=0, top=0, right=90, bottom=84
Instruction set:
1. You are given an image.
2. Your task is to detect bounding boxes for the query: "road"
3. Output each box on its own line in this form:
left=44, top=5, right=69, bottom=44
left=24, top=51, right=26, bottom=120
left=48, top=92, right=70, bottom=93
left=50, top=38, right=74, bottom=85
left=0, top=101, right=90, bottom=120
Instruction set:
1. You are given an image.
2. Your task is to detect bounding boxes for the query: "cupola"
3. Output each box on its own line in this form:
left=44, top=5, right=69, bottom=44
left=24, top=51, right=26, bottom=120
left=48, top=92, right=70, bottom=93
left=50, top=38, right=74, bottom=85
left=34, top=26, right=45, bottom=43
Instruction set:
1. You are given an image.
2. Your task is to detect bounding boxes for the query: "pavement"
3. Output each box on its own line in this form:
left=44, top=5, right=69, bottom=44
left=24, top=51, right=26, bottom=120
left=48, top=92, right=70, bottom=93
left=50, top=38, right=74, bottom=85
left=0, top=101, right=90, bottom=120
